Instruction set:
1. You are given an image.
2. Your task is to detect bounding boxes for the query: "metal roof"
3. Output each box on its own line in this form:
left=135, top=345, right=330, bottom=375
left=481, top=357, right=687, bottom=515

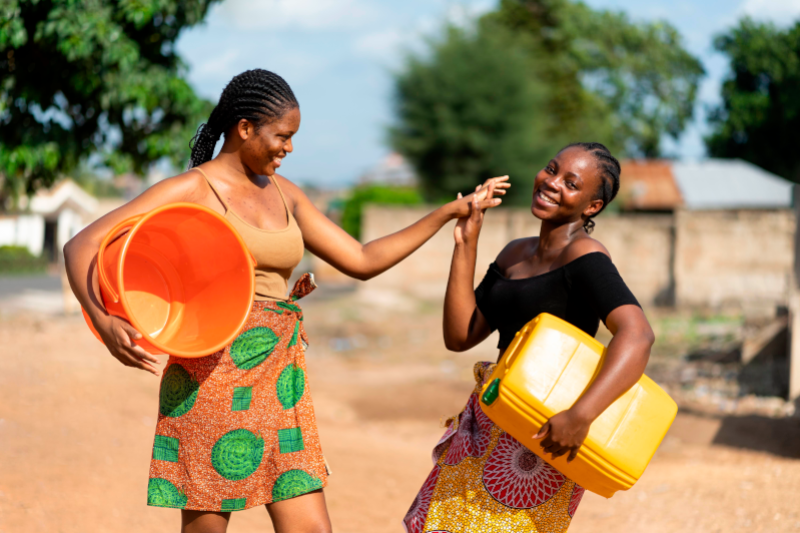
left=671, top=159, right=792, bottom=210
left=618, top=160, right=683, bottom=210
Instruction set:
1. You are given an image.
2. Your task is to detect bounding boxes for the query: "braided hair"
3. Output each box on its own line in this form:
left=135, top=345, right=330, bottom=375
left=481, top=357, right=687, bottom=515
left=559, top=142, right=621, bottom=234
left=189, top=69, right=299, bottom=168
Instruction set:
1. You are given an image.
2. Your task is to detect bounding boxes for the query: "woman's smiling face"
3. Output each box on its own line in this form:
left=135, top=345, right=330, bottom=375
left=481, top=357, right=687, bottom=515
left=531, top=145, right=605, bottom=225
left=240, top=106, right=301, bottom=176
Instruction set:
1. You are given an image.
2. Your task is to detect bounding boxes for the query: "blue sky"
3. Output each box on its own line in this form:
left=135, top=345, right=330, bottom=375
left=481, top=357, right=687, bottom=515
left=175, top=0, right=800, bottom=187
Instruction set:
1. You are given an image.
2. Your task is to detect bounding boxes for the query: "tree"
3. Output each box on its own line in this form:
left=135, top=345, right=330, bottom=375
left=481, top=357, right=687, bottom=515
left=340, top=184, right=422, bottom=240
left=0, top=0, right=216, bottom=202
left=390, top=0, right=704, bottom=202
left=706, top=18, right=800, bottom=182
left=491, top=0, right=704, bottom=158
left=390, top=24, right=563, bottom=204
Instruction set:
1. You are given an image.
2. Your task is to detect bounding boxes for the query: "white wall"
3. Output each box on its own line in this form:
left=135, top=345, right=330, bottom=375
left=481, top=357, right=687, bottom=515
left=0, top=215, right=45, bottom=256
left=56, top=208, right=84, bottom=256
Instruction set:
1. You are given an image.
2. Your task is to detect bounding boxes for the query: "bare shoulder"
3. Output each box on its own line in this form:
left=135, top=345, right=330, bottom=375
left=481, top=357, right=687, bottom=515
left=562, top=235, right=610, bottom=263
left=271, top=174, right=310, bottom=210
left=496, top=237, right=537, bottom=270
left=143, top=169, right=208, bottom=203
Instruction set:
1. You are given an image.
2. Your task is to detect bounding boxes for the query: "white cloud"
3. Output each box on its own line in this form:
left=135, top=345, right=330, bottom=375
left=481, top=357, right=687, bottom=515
left=740, top=0, right=800, bottom=24
left=190, top=49, right=241, bottom=82
left=351, top=1, right=494, bottom=63
left=219, top=0, right=381, bottom=30
left=353, top=28, right=407, bottom=61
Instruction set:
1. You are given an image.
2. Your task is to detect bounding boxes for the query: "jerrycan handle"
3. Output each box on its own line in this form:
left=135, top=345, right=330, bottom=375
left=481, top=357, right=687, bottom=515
left=97, top=215, right=142, bottom=304
left=500, top=322, right=532, bottom=373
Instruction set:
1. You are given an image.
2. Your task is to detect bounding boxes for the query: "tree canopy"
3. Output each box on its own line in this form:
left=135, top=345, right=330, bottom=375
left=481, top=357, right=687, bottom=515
left=391, top=0, right=704, bottom=203
left=390, top=25, right=558, bottom=204
left=706, top=18, right=800, bottom=182
left=0, top=0, right=216, bottom=202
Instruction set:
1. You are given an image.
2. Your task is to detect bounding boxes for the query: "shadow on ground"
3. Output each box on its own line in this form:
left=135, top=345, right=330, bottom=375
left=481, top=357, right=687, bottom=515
left=712, top=413, right=800, bottom=458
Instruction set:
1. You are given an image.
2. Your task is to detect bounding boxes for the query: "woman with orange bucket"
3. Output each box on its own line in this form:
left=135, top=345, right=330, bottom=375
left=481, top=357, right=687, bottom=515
left=403, top=143, right=655, bottom=533
left=63, top=69, right=507, bottom=533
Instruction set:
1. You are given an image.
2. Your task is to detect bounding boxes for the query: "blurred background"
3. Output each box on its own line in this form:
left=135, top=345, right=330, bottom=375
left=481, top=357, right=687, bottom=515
left=2, top=0, right=800, bottom=531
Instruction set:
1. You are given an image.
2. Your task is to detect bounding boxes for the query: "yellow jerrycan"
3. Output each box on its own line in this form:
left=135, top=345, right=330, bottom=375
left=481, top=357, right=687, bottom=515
left=479, top=313, right=677, bottom=498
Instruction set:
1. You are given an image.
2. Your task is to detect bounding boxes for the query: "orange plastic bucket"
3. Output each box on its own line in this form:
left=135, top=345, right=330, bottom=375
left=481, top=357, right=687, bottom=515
left=82, top=203, right=256, bottom=357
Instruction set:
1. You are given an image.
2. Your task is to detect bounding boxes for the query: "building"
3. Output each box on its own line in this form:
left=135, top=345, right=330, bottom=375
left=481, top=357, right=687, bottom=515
left=357, top=152, right=418, bottom=187
left=618, top=159, right=792, bottom=212
left=0, top=180, right=99, bottom=260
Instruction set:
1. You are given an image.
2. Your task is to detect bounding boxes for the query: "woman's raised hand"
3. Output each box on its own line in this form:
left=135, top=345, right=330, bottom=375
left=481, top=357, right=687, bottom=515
left=452, top=176, right=509, bottom=247
left=451, top=175, right=509, bottom=219
left=93, top=314, right=161, bottom=375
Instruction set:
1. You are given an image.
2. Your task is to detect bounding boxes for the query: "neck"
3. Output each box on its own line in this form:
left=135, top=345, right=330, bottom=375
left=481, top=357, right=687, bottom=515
left=214, top=141, right=270, bottom=185
left=535, top=219, right=586, bottom=259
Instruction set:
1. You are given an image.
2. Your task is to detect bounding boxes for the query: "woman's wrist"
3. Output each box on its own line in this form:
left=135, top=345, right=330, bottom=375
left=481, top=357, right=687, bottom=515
left=454, top=240, right=478, bottom=255
left=568, top=401, right=599, bottom=425
left=441, top=200, right=460, bottom=221
left=87, top=305, right=111, bottom=327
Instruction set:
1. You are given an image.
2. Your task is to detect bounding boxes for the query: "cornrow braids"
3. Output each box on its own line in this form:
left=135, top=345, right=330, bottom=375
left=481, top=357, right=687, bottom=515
left=188, top=69, right=299, bottom=168
left=560, top=142, right=621, bottom=233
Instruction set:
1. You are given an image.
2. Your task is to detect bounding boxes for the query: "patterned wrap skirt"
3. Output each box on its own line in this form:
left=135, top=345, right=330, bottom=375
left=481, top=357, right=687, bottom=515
left=147, top=274, right=328, bottom=512
left=403, top=362, right=585, bottom=533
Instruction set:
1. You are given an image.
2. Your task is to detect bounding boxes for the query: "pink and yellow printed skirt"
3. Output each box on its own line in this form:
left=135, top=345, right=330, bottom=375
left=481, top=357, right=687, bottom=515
left=147, top=274, right=328, bottom=512
left=403, top=362, right=584, bottom=533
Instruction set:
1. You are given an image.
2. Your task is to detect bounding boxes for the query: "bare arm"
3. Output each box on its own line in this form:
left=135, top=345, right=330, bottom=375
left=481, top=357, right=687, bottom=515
left=535, top=304, right=654, bottom=461
left=63, top=172, right=209, bottom=375
left=290, top=177, right=509, bottom=281
left=443, top=192, right=494, bottom=351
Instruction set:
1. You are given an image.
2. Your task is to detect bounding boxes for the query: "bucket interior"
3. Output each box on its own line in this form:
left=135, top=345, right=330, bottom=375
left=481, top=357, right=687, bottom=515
left=121, top=207, right=253, bottom=354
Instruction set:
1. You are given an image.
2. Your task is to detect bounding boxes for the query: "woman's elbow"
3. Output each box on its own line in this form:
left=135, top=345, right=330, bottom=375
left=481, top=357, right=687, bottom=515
left=444, top=336, right=468, bottom=352
left=351, top=270, right=373, bottom=282
left=641, top=323, right=656, bottom=349
left=632, top=325, right=655, bottom=367
left=63, top=237, right=78, bottom=261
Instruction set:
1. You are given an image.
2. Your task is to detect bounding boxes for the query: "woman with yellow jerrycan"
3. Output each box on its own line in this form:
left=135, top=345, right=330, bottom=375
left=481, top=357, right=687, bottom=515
left=403, top=143, right=656, bottom=533
left=63, top=69, right=508, bottom=533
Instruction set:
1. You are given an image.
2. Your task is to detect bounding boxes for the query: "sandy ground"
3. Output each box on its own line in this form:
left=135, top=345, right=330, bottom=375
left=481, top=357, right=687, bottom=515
left=1, top=288, right=800, bottom=533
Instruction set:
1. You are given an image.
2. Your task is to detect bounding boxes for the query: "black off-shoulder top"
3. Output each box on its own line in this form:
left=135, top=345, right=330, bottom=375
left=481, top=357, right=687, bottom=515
left=475, top=251, right=640, bottom=351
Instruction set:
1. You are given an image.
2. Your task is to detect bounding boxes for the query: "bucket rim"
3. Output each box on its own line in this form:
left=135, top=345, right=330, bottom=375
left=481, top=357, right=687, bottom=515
left=114, top=202, right=255, bottom=358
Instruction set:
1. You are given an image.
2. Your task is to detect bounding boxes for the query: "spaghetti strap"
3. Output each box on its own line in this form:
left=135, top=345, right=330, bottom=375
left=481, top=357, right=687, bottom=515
left=193, top=167, right=230, bottom=212
left=269, top=175, right=292, bottom=225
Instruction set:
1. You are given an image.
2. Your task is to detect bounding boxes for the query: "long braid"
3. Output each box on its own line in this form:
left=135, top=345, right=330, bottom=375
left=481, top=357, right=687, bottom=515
left=560, top=142, right=621, bottom=233
left=188, top=69, right=298, bottom=168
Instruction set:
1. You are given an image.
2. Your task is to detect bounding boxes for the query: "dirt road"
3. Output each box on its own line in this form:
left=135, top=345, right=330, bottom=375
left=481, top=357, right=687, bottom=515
left=1, top=291, right=799, bottom=532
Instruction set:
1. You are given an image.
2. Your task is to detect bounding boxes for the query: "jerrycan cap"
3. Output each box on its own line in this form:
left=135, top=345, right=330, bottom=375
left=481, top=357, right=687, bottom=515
left=482, top=378, right=501, bottom=406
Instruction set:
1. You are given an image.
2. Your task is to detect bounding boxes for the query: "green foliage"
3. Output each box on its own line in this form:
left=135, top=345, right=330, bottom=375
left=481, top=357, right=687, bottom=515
left=341, top=185, right=423, bottom=239
left=0, top=245, right=48, bottom=273
left=71, top=166, right=124, bottom=197
left=706, top=19, right=800, bottom=182
left=0, top=0, right=216, bottom=200
left=390, top=0, right=704, bottom=201
left=390, top=24, right=558, bottom=204
left=490, top=0, right=704, bottom=158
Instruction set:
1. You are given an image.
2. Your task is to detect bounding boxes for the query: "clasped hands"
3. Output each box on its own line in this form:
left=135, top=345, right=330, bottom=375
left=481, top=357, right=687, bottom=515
left=453, top=175, right=509, bottom=245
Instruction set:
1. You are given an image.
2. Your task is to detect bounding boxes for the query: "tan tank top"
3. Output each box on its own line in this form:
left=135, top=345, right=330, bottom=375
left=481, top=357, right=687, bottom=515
left=194, top=168, right=304, bottom=301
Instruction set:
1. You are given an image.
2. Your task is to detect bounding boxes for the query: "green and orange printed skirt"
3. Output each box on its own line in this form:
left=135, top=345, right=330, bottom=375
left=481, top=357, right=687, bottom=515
left=147, top=274, right=328, bottom=512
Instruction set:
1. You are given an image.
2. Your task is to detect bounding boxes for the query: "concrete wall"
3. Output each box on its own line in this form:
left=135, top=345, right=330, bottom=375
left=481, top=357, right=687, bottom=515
left=312, top=205, right=794, bottom=312
left=675, top=209, right=795, bottom=312
left=351, top=206, right=673, bottom=305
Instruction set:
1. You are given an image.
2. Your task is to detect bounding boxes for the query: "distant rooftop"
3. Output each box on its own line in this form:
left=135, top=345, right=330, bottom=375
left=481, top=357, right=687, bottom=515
left=619, top=160, right=683, bottom=211
left=358, top=152, right=418, bottom=187
left=619, top=158, right=792, bottom=211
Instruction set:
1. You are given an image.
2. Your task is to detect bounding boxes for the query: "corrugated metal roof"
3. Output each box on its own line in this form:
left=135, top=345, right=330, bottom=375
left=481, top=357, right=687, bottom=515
left=671, top=159, right=792, bottom=210
left=618, top=160, right=683, bottom=210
